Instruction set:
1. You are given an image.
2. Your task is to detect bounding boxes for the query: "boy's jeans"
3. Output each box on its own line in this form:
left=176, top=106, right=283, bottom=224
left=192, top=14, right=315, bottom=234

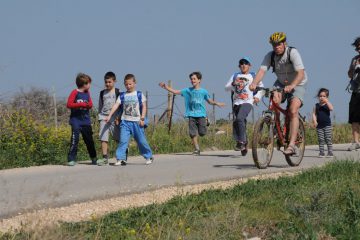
left=116, top=120, right=153, bottom=161
left=233, top=103, right=252, bottom=143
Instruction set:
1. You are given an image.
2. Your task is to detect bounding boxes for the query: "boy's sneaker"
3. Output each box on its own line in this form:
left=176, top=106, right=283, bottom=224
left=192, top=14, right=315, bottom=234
left=240, top=143, right=248, bottom=156
left=234, top=142, right=242, bottom=151
left=347, top=142, right=360, bottom=151
left=318, top=153, right=325, bottom=158
left=67, top=161, right=76, bottom=166
left=91, top=159, right=97, bottom=165
left=145, top=157, right=154, bottom=165
left=96, top=158, right=108, bottom=166
left=326, top=152, right=334, bottom=158
left=114, top=160, right=126, bottom=166
left=192, top=149, right=200, bottom=155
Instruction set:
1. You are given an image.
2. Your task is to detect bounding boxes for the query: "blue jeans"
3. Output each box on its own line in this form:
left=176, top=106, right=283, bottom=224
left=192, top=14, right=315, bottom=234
left=233, top=103, right=252, bottom=143
left=116, top=120, right=153, bottom=161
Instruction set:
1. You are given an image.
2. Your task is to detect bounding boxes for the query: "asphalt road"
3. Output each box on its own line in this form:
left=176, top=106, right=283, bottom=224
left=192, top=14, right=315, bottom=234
left=0, top=144, right=359, bottom=219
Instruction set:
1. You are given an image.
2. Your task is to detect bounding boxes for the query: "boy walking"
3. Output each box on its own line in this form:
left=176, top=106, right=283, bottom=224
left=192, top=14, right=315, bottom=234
left=106, top=74, right=153, bottom=166
left=225, top=57, right=264, bottom=156
left=66, top=73, right=98, bottom=166
left=159, top=71, right=225, bottom=155
left=97, top=71, right=120, bottom=166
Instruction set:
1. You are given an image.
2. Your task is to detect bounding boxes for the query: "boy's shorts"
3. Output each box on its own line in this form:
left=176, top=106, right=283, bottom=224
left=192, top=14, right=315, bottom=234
left=99, top=120, right=120, bottom=142
left=274, top=80, right=306, bottom=106
left=189, top=117, right=207, bottom=137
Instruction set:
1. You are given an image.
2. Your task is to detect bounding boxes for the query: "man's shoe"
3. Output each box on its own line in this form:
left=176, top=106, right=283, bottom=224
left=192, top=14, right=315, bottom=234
left=318, top=153, right=325, bottom=158
left=67, top=161, right=76, bottom=166
left=326, top=152, right=334, bottom=158
left=192, top=149, right=200, bottom=155
left=145, top=157, right=154, bottom=165
left=348, top=142, right=360, bottom=151
left=240, top=143, right=248, bottom=156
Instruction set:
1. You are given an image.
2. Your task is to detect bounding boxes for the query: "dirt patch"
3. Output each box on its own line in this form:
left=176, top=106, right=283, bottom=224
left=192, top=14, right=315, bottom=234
left=0, top=171, right=299, bottom=233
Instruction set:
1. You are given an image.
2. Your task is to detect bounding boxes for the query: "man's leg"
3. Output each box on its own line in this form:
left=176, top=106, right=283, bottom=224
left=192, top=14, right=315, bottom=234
left=352, top=122, right=360, bottom=143
left=288, top=97, right=302, bottom=147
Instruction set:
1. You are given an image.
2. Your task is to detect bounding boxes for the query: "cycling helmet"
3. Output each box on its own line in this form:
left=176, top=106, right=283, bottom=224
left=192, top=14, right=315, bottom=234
left=269, top=32, right=286, bottom=44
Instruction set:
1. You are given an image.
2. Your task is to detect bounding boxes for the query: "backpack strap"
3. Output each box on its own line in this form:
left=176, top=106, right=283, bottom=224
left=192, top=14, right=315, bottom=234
left=99, top=90, right=105, bottom=106
left=115, top=88, right=120, bottom=99
left=137, top=91, right=143, bottom=115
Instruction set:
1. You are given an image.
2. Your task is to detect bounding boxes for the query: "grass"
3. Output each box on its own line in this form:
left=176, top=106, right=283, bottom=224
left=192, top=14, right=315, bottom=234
left=2, top=160, right=360, bottom=239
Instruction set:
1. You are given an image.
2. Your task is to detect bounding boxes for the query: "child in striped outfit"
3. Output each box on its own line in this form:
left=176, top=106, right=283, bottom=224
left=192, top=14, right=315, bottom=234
left=312, top=88, right=334, bottom=158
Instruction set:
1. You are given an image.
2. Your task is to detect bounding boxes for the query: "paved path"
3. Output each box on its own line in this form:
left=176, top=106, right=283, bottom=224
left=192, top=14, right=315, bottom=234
left=0, top=144, right=359, bottom=219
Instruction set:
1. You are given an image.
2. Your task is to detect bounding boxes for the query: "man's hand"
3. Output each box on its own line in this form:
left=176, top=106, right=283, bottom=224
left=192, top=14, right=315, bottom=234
left=249, top=83, right=257, bottom=91
left=159, top=82, right=166, bottom=89
left=284, top=84, right=296, bottom=93
left=253, top=97, right=260, bottom=104
left=216, top=102, right=225, bottom=107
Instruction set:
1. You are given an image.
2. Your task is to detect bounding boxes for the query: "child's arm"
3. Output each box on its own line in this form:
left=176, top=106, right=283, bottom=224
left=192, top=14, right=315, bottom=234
left=324, top=99, right=334, bottom=111
left=207, top=99, right=225, bottom=107
left=159, top=82, right=181, bottom=95
left=66, top=90, right=88, bottom=109
left=225, top=78, right=233, bottom=91
left=312, top=106, right=318, bottom=128
left=139, top=101, right=147, bottom=127
left=104, top=101, right=121, bottom=122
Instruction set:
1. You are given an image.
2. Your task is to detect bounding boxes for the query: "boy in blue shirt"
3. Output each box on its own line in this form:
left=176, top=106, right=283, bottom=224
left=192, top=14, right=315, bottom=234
left=159, top=71, right=225, bottom=155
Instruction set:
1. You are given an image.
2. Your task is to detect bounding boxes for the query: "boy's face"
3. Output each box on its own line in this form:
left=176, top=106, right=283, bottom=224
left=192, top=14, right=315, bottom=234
left=190, top=75, right=201, bottom=87
left=124, top=79, right=136, bottom=91
left=104, top=78, right=116, bottom=90
left=82, top=82, right=91, bottom=91
left=239, top=60, right=251, bottom=74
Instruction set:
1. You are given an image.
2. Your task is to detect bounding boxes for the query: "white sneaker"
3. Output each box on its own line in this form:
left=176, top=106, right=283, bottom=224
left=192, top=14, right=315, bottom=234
left=114, top=160, right=123, bottom=166
left=145, top=158, right=153, bottom=165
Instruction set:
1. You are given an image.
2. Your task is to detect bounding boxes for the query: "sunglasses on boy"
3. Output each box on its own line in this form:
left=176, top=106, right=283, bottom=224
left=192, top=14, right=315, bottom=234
left=239, top=60, right=250, bottom=66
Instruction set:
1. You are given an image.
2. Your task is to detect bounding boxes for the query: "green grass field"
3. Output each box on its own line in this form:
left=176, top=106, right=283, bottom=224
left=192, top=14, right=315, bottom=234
left=2, top=160, right=359, bottom=240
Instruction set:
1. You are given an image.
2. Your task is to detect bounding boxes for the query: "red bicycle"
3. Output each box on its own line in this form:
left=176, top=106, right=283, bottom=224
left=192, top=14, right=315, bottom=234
left=252, top=87, right=306, bottom=169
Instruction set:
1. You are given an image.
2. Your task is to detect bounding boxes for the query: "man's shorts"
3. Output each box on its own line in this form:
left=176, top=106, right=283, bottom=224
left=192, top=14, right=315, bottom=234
left=273, top=80, right=306, bottom=106
left=99, top=120, right=120, bottom=142
left=349, top=92, right=360, bottom=123
left=189, top=117, right=207, bottom=137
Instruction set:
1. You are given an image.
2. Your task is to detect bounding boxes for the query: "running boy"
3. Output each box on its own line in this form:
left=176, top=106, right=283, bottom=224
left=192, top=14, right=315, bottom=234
left=159, top=71, right=225, bottom=155
left=225, top=57, right=264, bottom=156
left=106, top=74, right=153, bottom=166
left=66, top=73, right=98, bottom=166
left=97, top=71, right=120, bottom=166
left=312, top=88, right=334, bottom=158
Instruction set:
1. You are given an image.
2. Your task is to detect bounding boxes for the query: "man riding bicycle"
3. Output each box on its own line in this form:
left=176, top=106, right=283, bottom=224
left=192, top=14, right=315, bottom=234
left=249, top=32, right=308, bottom=155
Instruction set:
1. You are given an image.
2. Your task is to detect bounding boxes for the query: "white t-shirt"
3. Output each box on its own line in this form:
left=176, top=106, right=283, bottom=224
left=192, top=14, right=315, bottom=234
left=225, top=73, right=264, bottom=105
left=260, top=47, right=308, bottom=86
left=116, top=91, right=146, bottom=122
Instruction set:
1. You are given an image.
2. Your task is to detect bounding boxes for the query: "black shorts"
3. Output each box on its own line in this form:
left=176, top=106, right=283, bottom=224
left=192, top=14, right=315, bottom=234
left=349, top=92, right=360, bottom=123
left=189, top=117, right=207, bottom=137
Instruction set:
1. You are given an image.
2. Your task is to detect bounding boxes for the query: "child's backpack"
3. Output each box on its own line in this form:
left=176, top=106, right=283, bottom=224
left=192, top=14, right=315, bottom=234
left=119, top=91, right=149, bottom=128
left=270, top=46, right=295, bottom=73
left=347, top=60, right=360, bottom=93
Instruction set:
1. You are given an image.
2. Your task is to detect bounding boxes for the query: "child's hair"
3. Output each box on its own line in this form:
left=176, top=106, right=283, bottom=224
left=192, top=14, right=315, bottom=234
left=104, top=71, right=116, bottom=81
left=76, top=73, right=92, bottom=88
left=189, top=71, right=202, bottom=80
left=124, top=73, right=136, bottom=83
left=317, top=88, right=329, bottom=97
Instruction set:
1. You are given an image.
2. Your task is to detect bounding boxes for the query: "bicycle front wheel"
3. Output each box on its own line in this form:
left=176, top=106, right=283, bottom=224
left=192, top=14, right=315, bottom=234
left=285, top=118, right=306, bottom=166
left=252, top=116, right=274, bottom=169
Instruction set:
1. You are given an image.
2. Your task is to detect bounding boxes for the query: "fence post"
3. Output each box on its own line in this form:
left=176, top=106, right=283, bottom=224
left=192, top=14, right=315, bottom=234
left=52, top=87, right=58, bottom=136
left=167, top=80, right=172, bottom=120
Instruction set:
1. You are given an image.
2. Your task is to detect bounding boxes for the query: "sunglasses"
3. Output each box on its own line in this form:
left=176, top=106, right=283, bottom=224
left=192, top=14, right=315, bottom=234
left=239, top=60, right=250, bottom=66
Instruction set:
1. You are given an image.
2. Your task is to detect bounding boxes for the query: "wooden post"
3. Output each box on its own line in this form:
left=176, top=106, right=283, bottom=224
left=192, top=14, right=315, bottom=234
left=168, top=94, right=176, bottom=133
left=212, top=93, right=216, bottom=125
left=52, top=87, right=58, bottom=136
left=167, top=80, right=172, bottom=119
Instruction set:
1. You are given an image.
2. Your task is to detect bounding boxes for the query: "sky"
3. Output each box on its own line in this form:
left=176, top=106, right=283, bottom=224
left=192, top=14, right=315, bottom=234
left=0, top=0, right=359, bottom=122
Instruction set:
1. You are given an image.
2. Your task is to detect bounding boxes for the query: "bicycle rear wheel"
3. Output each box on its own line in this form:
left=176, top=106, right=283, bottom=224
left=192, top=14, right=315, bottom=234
left=285, top=118, right=305, bottom=166
left=252, top=116, right=274, bottom=169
